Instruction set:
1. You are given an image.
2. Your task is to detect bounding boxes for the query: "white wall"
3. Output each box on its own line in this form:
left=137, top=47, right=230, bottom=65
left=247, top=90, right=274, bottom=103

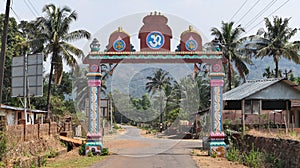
left=6, top=111, right=16, bottom=126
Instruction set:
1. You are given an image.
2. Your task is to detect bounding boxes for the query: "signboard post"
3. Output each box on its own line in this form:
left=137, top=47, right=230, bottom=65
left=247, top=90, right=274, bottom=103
left=11, top=54, right=43, bottom=125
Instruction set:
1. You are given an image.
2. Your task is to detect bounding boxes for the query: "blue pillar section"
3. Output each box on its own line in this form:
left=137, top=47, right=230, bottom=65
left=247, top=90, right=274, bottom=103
left=209, top=71, right=226, bottom=157
left=85, top=72, right=103, bottom=155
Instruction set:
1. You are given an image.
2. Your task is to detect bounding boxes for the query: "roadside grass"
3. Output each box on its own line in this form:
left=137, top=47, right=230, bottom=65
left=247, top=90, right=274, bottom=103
left=43, top=155, right=107, bottom=168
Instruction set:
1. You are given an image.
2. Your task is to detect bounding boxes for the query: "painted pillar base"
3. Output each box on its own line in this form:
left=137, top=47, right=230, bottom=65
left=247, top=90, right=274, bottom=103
left=85, top=132, right=103, bottom=156
left=209, top=132, right=226, bottom=157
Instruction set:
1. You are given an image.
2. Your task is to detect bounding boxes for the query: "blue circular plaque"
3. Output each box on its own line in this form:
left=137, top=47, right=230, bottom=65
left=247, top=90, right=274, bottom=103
left=113, top=39, right=126, bottom=52
left=185, top=39, right=198, bottom=51
left=146, top=31, right=165, bottom=49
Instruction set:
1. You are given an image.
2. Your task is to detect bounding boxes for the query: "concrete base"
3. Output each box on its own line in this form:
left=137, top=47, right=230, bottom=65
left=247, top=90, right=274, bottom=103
left=85, top=133, right=103, bottom=156
left=209, top=132, right=226, bottom=157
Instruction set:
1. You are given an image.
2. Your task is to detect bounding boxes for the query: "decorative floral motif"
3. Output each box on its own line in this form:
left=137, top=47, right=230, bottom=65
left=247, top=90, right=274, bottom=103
left=213, top=86, right=221, bottom=132
left=91, top=87, right=97, bottom=133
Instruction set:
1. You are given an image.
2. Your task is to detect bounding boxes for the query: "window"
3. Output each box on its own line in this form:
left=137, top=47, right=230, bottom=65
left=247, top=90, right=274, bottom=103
left=245, top=100, right=260, bottom=114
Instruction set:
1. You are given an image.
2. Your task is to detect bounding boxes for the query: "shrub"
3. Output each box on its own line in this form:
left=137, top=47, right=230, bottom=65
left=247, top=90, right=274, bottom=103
left=226, top=147, right=240, bottom=162
left=101, top=148, right=109, bottom=156
left=0, top=161, right=5, bottom=168
left=242, top=144, right=263, bottom=168
left=78, top=142, right=86, bottom=156
left=0, top=132, right=7, bottom=161
left=264, top=154, right=285, bottom=168
left=113, top=123, right=121, bottom=129
left=87, top=150, right=93, bottom=157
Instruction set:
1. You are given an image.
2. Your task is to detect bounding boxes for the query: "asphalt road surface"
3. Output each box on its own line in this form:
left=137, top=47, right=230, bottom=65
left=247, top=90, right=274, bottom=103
left=90, top=126, right=202, bottom=168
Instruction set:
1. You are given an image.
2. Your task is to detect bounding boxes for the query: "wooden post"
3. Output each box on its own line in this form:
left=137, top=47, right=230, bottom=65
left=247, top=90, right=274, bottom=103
left=286, top=100, right=290, bottom=132
left=242, top=99, right=245, bottom=135
left=38, top=123, right=40, bottom=139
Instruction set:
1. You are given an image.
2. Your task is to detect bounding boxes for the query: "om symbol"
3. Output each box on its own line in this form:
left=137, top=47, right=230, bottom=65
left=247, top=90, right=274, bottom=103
left=146, top=31, right=165, bottom=49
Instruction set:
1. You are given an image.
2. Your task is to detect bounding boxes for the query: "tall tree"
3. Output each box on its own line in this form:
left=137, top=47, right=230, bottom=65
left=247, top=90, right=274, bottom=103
left=146, top=68, right=172, bottom=132
left=0, top=15, right=25, bottom=105
left=243, top=16, right=300, bottom=78
left=211, top=21, right=251, bottom=90
left=32, top=4, right=90, bottom=117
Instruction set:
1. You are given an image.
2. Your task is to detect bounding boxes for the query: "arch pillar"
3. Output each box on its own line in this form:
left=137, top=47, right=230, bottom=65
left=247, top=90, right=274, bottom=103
left=85, top=72, right=103, bottom=155
left=209, top=71, right=226, bottom=156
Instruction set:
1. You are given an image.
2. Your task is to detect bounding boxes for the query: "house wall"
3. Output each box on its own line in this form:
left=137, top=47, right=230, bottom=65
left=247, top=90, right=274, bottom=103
left=6, top=110, right=16, bottom=125
left=223, top=110, right=287, bottom=125
left=291, top=108, right=300, bottom=128
left=0, top=109, right=5, bottom=116
left=6, top=122, right=57, bottom=143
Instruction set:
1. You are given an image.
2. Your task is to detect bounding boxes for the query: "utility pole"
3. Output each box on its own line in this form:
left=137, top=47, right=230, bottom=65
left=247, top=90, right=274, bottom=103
left=110, top=97, right=113, bottom=131
left=0, top=0, right=11, bottom=105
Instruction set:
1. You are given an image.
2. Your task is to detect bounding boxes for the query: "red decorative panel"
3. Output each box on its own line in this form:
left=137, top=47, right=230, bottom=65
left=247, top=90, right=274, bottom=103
left=88, top=80, right=101, bottom=87
left=180, top=26, right=202, bottom=52
left=107, top=27, right=131, bottom=52
left=210, top=80, right=224, bottom=86
left=139, top=12, right=172, bottom=51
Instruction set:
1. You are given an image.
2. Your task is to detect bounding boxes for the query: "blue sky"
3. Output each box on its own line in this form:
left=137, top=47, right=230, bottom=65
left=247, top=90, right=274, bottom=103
left=1, top=0, right=299, bottom=52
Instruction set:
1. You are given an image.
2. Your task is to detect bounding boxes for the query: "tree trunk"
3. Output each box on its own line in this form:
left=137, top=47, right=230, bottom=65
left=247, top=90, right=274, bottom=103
left=0, top=0, right=11, bottom=105
left=228, top=59, right=232, bottom=90
left=275, top=59, right=279, bottom=78
left=46, top=59, right=54, bottom=120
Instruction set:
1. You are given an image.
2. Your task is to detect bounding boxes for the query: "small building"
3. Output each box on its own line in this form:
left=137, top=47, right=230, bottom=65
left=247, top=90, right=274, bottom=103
left=0, top=104, right=47, bottom=126
left=223, top=78, right=300, bottom=132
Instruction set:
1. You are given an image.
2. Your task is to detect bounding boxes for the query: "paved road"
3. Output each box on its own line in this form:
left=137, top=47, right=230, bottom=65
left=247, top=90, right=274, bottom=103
left=90, top=126, right=202, bottom=168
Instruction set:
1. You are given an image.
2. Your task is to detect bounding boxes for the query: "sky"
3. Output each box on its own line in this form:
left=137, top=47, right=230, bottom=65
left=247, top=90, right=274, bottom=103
left=1, top=0, right=299, bottom=53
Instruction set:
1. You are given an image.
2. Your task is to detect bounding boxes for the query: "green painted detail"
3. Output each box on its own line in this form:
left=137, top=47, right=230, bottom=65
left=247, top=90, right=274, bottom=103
left=88, top=55, right=222, bottom=60
left=209, top=142, right=226, bottom=146
left=85, top=141, right=103, bottom=147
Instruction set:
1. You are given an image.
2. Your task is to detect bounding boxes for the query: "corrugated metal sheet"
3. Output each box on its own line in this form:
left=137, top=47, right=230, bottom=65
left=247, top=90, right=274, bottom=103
left=223, top=78, right=300, bottom=100
left=223, top=78, right=300, bottom=101
left=0, top=104, right=47, bottom=113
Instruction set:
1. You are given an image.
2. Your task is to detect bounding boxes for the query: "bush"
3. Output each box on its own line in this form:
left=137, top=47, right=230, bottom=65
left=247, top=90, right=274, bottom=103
left=226, top=147, right=240, bottom=162
left=0, top=132, right=7, bottom=161
left=242, top=144, right=263, bottom=168
left=264, top=154, right=285, bottom=168
left=78, top=142, right=86, bottom=156
left=87, top=150, right=93, bottom=157
left=100, top=148, right=109, bottom=156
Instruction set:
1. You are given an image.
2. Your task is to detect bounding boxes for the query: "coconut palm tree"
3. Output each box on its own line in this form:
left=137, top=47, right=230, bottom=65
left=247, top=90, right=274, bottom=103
left=243, top=16, right=300, bottom=78
left=211, top=21, right=251, bottom=90
left=146, top=68, right=172, bottom=132
left=33, top=4, right=90, bottom=117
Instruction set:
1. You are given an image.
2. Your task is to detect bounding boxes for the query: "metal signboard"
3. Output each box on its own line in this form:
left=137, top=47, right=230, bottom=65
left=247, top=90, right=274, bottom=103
left=11, top=54, right=43, bottom=97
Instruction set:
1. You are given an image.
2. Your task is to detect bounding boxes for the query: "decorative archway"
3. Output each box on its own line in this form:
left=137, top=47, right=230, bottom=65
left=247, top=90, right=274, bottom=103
left=83, top=12, right=226, bottom=155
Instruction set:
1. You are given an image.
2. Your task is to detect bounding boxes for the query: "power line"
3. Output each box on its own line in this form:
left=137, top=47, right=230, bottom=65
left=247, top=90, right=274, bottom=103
left=236, top=0, right=261, bottom=25
left=10, top=0, right=20, bottom=21
left=244, top=0, right=278, bottom=28
left=24, top=0, right=38, bottom=17
left=10, top=7, right=21, bottom=21
left=245, top=0, right=290, bottom=34
left=26, top=0, right=39, bottom=16
left=230, top=0, right=249, bottom=21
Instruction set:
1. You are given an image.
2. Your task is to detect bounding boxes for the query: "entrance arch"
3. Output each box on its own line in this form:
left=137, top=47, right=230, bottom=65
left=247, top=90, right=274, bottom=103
left=83, top=12, right=226, bottom=155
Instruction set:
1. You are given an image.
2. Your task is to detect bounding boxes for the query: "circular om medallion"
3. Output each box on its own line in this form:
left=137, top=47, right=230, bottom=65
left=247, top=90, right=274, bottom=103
left=185, top=39, right=198, bottom=51
left=113, top=39, right=126, bottom=52
left=146, top=31, right=165, bottom=49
